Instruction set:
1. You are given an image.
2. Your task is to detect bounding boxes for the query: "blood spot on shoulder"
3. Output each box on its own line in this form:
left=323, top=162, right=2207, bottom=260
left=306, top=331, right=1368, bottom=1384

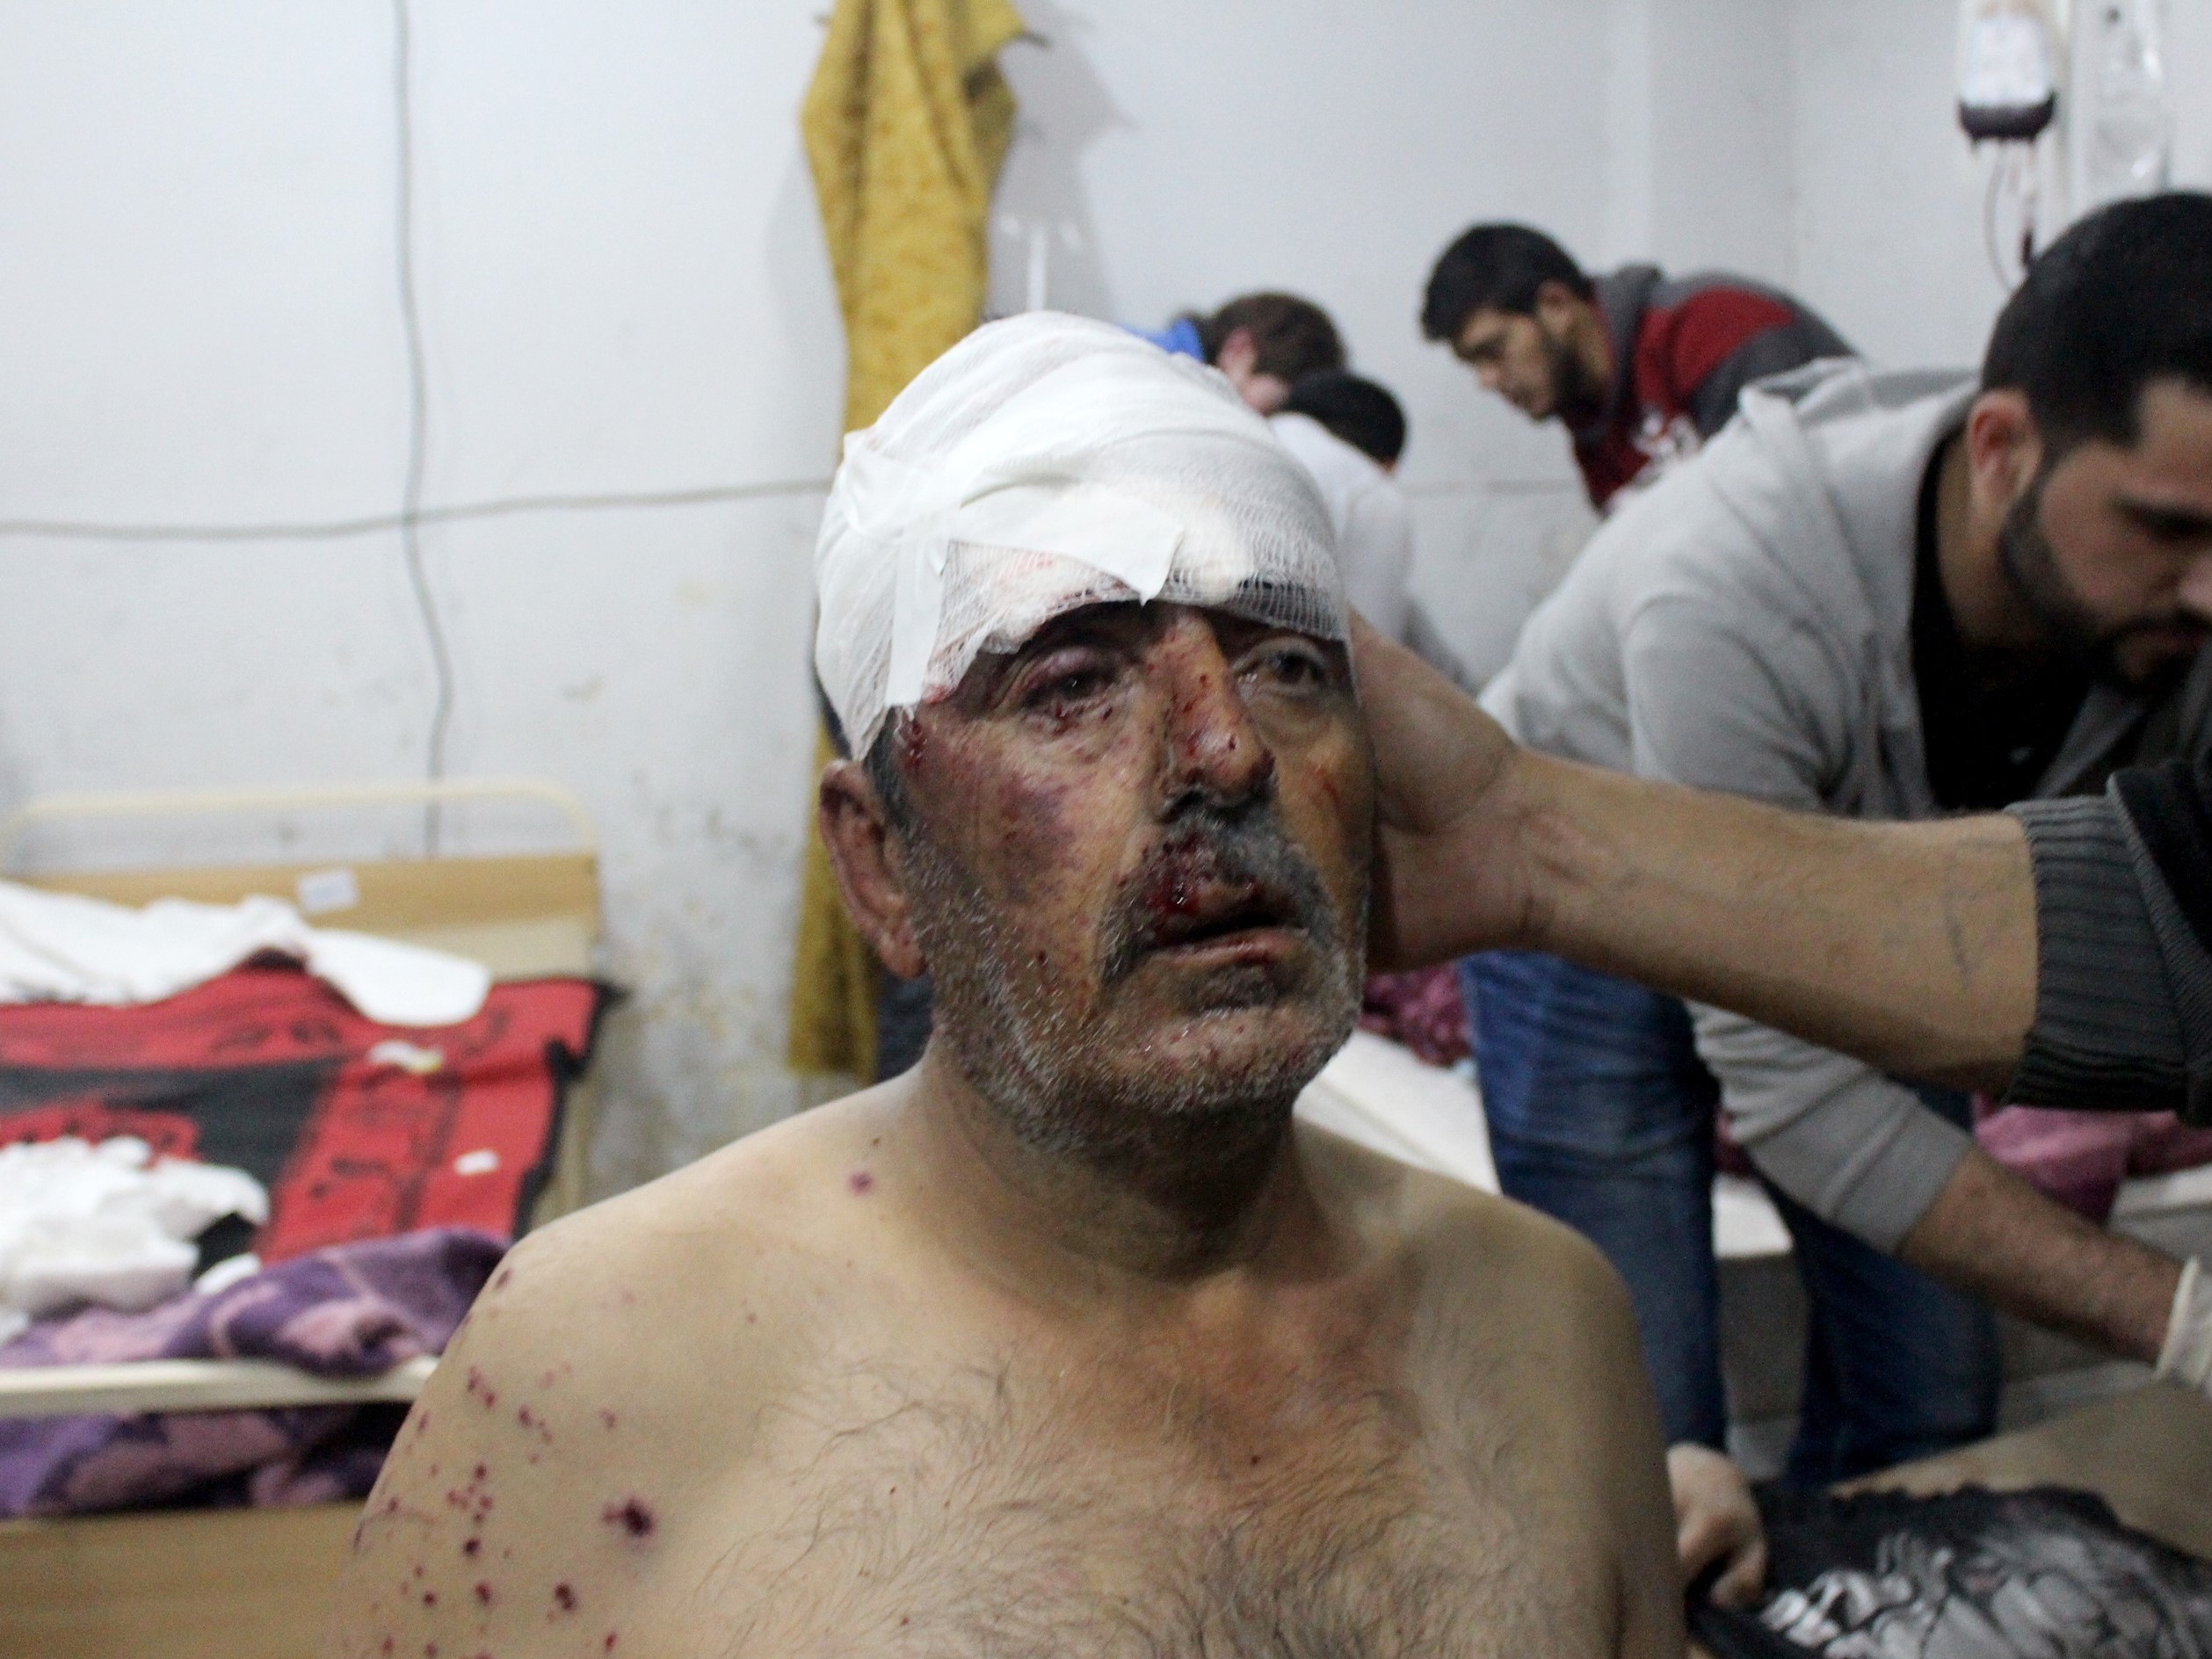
left=461, top=1537, right=481, bottom=1559
left=474, top=1581, right=494, bottom=1606
left=601, top=1497, right=656, bottom=1539
left=554, top=1583, right=579, bottom=1613
left=846, top=1169, right=875, bottom=1196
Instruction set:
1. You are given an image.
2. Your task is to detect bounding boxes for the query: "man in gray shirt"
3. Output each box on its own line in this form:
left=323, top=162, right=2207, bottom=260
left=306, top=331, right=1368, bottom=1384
left=1471, top=194, right=2212, bottom=1480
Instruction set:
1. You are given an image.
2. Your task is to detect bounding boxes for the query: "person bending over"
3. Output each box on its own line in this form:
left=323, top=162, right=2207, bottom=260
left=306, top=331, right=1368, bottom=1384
left=1272, top=368, right=1470, bottom=687
left=1422, top=222, right=1849, bottom=511
left=1456, top=194, right=2212, bottom=1483
left=1137, top=289, right=1345, bottom=414
left=328, top=315, right=1682, bottom=1658
left=1353, top=621, right=2212, bottom=1399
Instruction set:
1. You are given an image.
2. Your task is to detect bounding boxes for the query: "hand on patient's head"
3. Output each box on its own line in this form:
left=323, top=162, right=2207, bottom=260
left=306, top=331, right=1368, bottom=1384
left=1349, top=617, right=1536, bottom=971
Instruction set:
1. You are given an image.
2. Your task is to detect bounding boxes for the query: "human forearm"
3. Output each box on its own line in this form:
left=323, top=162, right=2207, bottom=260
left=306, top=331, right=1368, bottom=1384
left=1897, top=1143, right=2179, bottom=1363
left=1360, top=619, right=2035, bottom=1086
left=1515, top=755, right=2036, bottom=1090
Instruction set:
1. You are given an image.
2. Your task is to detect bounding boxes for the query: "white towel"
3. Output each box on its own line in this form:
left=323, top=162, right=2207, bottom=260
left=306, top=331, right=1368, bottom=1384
left=0, top=1136, right=268, bottom=1322
left=0, top=880, right=490, bottom=1026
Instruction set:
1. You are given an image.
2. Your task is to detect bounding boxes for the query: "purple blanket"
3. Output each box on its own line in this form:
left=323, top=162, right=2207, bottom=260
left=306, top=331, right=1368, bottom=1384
left=0, top=1227, right=501, bottom=1518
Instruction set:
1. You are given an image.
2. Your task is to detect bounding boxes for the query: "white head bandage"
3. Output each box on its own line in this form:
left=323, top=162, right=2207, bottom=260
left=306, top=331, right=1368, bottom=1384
left=815, top=312, right=1345, bottom=759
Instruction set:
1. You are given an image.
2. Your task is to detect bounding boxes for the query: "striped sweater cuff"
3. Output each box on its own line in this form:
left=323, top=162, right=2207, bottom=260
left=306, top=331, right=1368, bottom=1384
left=2005, top=794, right=2189, bottom=1116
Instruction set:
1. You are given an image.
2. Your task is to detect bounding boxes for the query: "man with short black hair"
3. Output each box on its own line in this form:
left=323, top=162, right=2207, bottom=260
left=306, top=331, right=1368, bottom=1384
left=1267, top=369, right=1466, bottom=687
left=1282, top=370, right=1408, bottom=470
left=1474, top=192, right=2212, bottom=1482
left=1139, top=291, right=1345, bottom=415
left=1422, top=222, right=1850, bottom=509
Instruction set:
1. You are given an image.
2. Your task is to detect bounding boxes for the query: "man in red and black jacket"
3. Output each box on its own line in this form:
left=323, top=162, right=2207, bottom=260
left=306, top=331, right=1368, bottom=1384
left=1422, top=222, right=1853, bottom=509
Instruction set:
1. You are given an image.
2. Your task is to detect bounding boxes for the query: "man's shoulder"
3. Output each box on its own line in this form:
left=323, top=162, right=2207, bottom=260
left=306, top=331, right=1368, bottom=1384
left=1297, top=1127, right=1634, bottom=1336
left=460, top=1091, right=903, bottom=1380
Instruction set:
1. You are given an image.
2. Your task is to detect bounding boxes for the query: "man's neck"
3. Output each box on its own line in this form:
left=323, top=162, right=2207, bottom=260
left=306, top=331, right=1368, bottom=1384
left=1575, top=303, right=1614, bottom=409
left=898, top=1047, right=1330, bottom=1301
left=1931, top=431, right=2056, bottom=668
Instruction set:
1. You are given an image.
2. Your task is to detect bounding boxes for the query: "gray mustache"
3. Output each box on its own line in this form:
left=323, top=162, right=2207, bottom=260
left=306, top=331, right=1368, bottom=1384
left=1096, top=802, right=1340, bottom=987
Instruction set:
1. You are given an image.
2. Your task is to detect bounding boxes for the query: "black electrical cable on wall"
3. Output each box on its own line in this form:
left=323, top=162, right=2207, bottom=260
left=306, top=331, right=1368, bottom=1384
left=0, top=5, right=834, bottom=865
left=390, top=0, right=453, bottom=854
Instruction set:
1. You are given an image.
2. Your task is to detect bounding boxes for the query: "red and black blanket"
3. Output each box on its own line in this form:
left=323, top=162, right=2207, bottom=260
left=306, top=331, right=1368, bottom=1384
left=0, top=961, right=607, bottom=1263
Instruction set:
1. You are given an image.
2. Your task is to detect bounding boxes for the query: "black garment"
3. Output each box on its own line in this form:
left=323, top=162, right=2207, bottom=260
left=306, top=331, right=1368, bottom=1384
left=1691, top=1484, right=2212, bottom=1659
left=1911, top=449, right=2092, bottom=812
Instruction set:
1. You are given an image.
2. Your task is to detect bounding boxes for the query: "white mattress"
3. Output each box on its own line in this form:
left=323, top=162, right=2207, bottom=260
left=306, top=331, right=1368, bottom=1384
left=1295, top=1032, right=2212, bottom=1259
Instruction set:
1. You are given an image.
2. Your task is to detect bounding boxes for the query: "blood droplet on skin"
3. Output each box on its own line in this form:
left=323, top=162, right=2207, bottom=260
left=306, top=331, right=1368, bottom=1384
left=554, top=1583, right=578, bottom=1613
left=846, top=1170, right=875, bottom=1196
left=461, top=1538, right=481, bottom=1558
left=602, top=1497, right=656, bottom=1539
left=474, top=1582, right=494, bottom=1606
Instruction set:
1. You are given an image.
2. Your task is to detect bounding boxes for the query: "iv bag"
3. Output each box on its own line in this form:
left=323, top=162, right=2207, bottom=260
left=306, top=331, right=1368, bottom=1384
left=2080, top=0, right=2172, bottom=204
left=1958, top=0, right=2059, bottom=142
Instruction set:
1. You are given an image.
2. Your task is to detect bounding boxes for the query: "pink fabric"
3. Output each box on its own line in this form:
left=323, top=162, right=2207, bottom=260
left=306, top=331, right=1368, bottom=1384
left=1359, top=966, right=1471, bottom=1069
left=1976, top=1103, right=2212, bottom=1222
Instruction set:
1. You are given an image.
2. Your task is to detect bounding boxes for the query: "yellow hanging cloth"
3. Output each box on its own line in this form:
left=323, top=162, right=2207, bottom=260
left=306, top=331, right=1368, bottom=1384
left=787, top=0, right=1026, bottom=1080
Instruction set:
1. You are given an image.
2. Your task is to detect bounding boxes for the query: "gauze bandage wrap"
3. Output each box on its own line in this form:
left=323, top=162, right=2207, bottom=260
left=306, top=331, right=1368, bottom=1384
left=815, top=312, right=1345, bottom=760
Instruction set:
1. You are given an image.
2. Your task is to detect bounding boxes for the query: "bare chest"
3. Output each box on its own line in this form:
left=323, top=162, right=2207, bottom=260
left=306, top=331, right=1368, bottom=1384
left=627, top=1357, right=1622, bottom=1659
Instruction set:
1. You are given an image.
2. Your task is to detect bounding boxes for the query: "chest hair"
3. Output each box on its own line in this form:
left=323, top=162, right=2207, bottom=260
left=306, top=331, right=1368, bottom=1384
left=707, top=1357, right=1595, bottom=1659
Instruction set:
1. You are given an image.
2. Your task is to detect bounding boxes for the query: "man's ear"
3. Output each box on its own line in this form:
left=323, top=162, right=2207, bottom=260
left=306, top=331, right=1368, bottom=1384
left=1964, top=388, right=2042, bottom=511
left=1531, top=279, right=1584, bottom=336
left=1215, top=326, right=1259, bottom=380
left=817, top=759, right=927, bottom=980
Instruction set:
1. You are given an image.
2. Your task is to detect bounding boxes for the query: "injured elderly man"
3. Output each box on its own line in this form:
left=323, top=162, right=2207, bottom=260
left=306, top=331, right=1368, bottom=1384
left=329, top=315, right=1681, bottom=1658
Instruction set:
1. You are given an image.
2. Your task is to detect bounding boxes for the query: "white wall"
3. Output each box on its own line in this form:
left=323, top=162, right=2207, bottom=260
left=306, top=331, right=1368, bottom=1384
left=0, top=4, right=845, bottom=1194
left=1787, top=0, right=2212, bottom=373
left=0, top=0, right=1693, bottom=1195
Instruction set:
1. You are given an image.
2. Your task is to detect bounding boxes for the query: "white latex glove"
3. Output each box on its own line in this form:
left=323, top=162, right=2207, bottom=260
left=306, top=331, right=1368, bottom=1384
left=1668, top=1442, right=1767, bottom=1610
left=2156, top=1257, right=2212, bottom=1394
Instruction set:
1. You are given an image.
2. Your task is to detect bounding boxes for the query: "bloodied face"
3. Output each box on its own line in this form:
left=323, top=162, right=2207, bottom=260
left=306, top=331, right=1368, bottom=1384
left=878, top=601, right=1371, bottom=1159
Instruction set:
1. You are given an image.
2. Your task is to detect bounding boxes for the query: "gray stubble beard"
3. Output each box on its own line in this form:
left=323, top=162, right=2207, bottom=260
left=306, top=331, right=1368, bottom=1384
left=896, top=812, right=1365, bottom=1177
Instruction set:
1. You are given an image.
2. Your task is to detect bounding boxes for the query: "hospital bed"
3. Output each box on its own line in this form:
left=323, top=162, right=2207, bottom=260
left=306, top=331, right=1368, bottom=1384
left=0, top=779, right=603, bottom=1659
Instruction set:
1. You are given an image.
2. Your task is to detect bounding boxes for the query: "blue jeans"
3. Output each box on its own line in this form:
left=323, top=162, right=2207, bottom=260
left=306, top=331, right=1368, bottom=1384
left=1463, top=950, right=2000, bottom=1483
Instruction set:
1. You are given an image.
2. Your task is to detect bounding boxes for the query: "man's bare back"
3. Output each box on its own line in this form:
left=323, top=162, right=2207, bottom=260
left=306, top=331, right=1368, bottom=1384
left=335, top=1082, right=1678, bottom=1657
